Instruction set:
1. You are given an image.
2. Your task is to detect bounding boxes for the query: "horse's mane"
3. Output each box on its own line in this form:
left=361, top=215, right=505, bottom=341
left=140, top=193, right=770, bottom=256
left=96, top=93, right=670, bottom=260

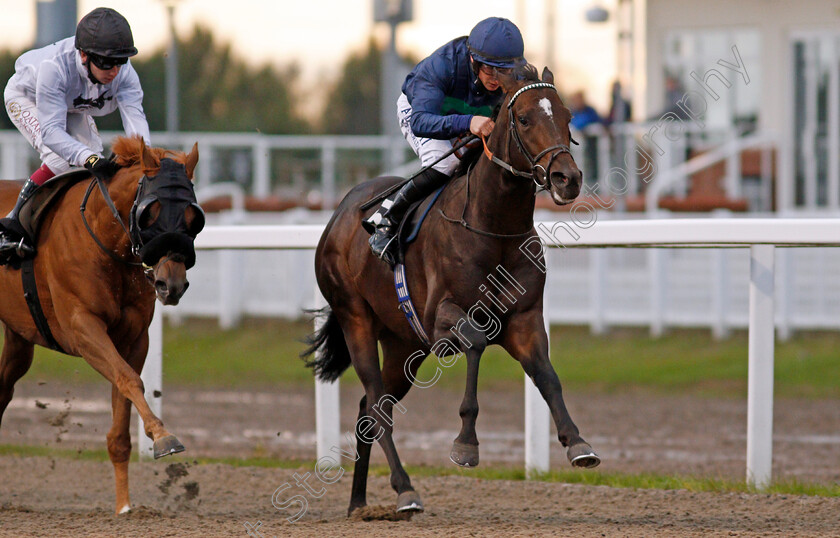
left=515, top=63, right=540, bottom=82
left=111, top=135, right=176, bottom=168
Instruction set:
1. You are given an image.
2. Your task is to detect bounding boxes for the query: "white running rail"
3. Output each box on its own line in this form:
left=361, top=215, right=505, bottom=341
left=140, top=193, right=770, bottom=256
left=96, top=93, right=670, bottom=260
left=139, top=219, right=840, bottom=489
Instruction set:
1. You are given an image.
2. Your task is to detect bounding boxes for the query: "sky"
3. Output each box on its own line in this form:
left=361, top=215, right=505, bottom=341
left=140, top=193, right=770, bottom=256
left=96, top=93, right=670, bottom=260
left=0, top=0, right=619, bottom=112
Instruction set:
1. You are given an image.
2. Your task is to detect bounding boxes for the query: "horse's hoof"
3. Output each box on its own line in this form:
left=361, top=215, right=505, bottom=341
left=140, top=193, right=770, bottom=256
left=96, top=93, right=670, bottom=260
left=396, top=490, right=424, bottom=513
left=567, top=442, right=600, bottom=468
left=153, top=434, right=185, bottom=459
left=449, top=440, right=480, bottom=467
left=347, top=503, right=366, bottom=518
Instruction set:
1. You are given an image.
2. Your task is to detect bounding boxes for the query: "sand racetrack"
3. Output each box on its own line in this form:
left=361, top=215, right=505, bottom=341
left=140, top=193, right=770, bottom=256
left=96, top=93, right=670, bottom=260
left=0, top=380, right=838, bottom=537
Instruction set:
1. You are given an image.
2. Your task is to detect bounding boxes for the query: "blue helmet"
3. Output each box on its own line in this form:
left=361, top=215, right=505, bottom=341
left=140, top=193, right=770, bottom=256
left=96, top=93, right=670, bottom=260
left=467, top=17, right=524, bottom=68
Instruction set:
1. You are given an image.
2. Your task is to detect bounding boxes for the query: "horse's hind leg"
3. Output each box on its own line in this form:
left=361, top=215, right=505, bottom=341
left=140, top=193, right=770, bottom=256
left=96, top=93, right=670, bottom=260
left=502, top=311, right=600, bottom=468
left=347, top=339, right=423, bottom=515
left=434, top=299, right=487, bottom=468
left=341, top=314, right=422, bottom=514
left=0, top=329, right=34, bottom=428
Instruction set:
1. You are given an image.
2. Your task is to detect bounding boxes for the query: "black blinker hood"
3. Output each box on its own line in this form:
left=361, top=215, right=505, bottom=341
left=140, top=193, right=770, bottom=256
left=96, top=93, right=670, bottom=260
left=129, top=158, right=205, bottom=269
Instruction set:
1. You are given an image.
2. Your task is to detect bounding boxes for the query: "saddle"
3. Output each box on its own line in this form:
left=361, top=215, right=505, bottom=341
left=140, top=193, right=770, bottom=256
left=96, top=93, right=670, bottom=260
left=17, top=168, right=92, bottom=246
left=392, top=185, right=446, bottom=265
left=0, top=168, right=92, bottom=263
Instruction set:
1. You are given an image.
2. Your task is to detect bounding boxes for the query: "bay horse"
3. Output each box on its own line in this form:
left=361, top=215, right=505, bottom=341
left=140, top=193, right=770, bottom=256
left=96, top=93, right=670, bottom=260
left=0, top=136, right=204, bottom=514
left=304, top=65, right=600, bottom=516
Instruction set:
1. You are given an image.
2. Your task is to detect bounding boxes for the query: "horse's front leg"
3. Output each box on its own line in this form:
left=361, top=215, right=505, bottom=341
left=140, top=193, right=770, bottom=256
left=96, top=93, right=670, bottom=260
left=502, top=311, right=600, bottom=468
left=108, top=383, right=133, bottom=514
left=68, top=312, right=184, bottom=460
left=107, top=330, right=154, bottom=515
left=434, top=299, right=487, bottom=467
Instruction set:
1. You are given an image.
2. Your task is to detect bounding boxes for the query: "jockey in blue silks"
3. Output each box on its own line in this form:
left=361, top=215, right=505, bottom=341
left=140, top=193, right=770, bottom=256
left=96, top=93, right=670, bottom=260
left=366, top=17, right=525, bottom=264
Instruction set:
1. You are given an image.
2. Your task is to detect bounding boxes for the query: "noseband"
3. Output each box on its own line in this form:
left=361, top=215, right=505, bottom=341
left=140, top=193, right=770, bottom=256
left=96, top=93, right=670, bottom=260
left=481, top=82, right=574, bottom=190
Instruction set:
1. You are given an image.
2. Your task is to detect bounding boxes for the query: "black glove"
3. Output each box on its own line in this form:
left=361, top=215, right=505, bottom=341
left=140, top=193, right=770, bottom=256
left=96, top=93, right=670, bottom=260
left=84, top=154, right=121, bottom=181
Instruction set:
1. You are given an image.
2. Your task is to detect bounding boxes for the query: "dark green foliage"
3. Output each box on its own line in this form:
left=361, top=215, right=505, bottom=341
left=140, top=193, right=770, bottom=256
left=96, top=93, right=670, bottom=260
left=0, top=48, right=24, bottom=130
left=320, top=39, right=382, bottom=134
left=319, top=39, right=417, bottom=134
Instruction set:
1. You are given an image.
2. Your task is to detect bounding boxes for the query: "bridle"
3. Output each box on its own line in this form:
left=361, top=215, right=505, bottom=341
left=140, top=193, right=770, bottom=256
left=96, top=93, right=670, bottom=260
left=439, top=80, right=578, bottom=238
left=80, top=173, right=146, bottom=271
left=480, top=82, right=576, bottom=191
left=80, top=161, right=203, bottom=280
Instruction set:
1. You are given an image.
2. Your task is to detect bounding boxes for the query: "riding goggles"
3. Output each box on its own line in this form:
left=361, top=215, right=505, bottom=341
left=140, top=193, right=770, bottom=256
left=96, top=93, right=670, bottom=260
left=88, top=53, right=128, bottom=70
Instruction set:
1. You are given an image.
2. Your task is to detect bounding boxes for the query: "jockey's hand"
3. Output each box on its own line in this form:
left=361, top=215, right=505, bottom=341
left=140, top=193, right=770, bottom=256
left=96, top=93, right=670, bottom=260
left=84, top=154, right=120, bottom=181
left=470, top=116, right=495, bottom=138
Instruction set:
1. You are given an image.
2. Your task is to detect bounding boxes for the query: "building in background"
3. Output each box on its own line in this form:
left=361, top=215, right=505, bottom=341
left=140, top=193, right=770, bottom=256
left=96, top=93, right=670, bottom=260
left=628, top=0, right=840, bottom=212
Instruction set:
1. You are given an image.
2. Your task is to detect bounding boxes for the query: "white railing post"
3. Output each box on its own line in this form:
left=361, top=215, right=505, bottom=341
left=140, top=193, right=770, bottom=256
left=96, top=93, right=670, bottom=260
left=253, top=138, right=271, bottom=197
left=525, top=288, right=552, bottom=478
left=314, top=286, right=341, bottom=461
left=589, top=248, right=607, bottom=334
left=776, top=248, right=792, bottom=341
left=218, top=212, right=245, bottom=329
left=321, top=140, right=337, bottom=210
left=725, top=129, right=742, bottom=199
left=711, top=248, right=730, bottom=340
left=138, top=307, right=164, bottom=460
left=746, top=244, right=775, bottom=489
left=649, top=248, right=667, bottom=337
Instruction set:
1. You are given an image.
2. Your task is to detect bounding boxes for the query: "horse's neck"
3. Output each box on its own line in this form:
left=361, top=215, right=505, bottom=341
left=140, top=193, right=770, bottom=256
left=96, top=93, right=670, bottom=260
left=465, top=135, right=536, bottom=235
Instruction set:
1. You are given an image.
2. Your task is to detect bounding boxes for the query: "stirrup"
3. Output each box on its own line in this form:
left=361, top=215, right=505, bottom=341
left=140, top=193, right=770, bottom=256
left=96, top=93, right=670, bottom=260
left=14, top=238, right=34, bottom=257
left=369, top=229, right=398, bottom=266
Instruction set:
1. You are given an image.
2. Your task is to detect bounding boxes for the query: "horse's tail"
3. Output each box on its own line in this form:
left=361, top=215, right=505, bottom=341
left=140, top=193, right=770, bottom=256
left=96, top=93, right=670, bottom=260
left=301, top=307, right=352, bottom=382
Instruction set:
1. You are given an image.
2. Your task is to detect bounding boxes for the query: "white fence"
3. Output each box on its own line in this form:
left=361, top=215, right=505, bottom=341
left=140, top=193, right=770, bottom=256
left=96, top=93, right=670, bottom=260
left=167, top=211, right=840, bottom=338
left=139, top=219, right=840, bottom=489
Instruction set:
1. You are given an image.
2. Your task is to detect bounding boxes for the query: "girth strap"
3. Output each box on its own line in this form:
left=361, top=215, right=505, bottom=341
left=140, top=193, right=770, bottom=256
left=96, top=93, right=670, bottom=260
left=20, top=258, right=66, bottom=354
left=394, top=263, right=432, bottom=348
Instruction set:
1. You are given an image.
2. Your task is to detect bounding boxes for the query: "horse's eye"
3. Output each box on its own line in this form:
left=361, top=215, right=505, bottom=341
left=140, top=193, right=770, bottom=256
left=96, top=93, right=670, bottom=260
left=518, top=115, right=529, bottom=126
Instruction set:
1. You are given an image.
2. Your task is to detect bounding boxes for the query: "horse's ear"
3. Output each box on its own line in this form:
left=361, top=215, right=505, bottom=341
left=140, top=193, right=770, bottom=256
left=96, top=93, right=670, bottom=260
left=541, top=67, right=554, bottom=84
left=184, top=143, right=199, bottom=180
left=140, top=138, right=158, bottom=175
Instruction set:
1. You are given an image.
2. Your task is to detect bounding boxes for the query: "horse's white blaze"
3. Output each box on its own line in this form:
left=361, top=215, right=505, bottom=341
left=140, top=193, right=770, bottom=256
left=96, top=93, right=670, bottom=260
left=539, top=97, right=553, bottom=118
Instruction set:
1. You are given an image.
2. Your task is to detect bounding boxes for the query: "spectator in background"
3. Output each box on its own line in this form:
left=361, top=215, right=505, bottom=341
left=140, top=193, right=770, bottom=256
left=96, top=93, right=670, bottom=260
left=568, top=90, right=604, bottom=131
left=606, top=80, right=632, bottom=125
left=568, top=90, right=604, bottom=182
left=651, top=75, right=691, bottom=120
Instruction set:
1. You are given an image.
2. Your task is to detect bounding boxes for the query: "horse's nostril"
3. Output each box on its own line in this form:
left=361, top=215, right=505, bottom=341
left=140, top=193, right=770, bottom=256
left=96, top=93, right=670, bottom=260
left=552, top=172, right=570, bottom=185
left=155, top=280, right=168, bottom=296
left=182, top=281, right=189, bottom=293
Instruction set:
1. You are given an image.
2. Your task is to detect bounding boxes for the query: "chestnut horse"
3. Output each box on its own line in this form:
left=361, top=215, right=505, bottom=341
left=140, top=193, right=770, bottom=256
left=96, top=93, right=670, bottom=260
left=304, top=65, right=600, bottom=516
left=0, top=136, right=203, bottom=514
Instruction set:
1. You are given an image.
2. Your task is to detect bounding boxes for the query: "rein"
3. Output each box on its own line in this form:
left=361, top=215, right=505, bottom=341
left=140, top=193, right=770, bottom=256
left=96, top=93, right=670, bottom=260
left=79, top=174, right=150, bottom=274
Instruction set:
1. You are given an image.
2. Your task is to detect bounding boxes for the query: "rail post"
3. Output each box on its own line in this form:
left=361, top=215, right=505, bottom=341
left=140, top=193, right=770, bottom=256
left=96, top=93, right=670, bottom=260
left=314, top=286, right=341, bottom=460
left=138, top=308, right=163, bottom=460
left=746, top=244, right=775, bottom=489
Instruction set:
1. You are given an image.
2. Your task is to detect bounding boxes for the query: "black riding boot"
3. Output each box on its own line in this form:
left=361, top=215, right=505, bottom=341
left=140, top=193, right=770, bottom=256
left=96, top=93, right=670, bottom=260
left=0, top=179, right=39, bottom=257
left=369, top=168, right=449, bottom=265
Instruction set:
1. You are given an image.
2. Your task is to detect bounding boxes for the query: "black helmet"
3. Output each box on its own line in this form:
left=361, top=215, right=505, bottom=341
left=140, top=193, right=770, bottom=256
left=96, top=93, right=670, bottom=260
left=75, top=8, right=138, bottom=58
